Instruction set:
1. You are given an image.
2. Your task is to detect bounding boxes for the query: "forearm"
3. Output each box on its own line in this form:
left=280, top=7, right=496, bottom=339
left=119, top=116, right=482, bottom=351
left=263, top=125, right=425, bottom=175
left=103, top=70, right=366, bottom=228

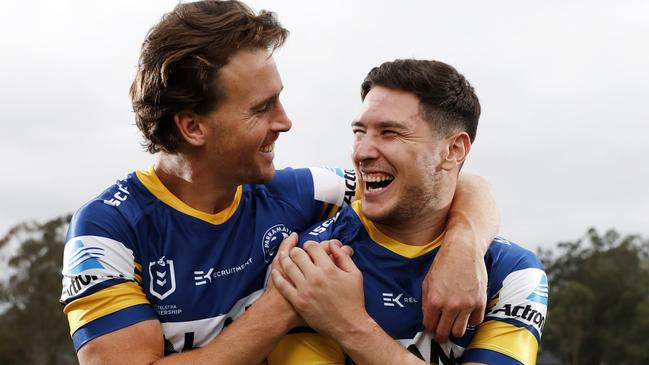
left=420, top=173, right=496, bottom=338
left=446, top=172, right=499, bottom=255
left=336, top=315, right=426, bottom=365
left=158, top=292, right=294, bottom=364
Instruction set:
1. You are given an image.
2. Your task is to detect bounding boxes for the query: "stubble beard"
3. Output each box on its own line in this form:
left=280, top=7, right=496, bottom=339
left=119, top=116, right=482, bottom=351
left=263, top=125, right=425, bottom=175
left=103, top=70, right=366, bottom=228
left=245, top=160, right=276, bottom=184
left=372, top=157, right=442, bottom=228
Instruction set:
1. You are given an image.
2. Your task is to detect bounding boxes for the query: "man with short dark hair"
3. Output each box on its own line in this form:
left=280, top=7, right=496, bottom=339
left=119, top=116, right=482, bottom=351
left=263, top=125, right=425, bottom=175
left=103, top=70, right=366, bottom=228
left=271, top=59, right=547, bottom=365
left=60, top=2, right=500, bottom=364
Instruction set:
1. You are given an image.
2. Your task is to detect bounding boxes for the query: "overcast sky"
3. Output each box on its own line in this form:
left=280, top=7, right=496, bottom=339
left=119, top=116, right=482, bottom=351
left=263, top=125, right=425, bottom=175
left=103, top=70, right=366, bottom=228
left=0, top=0, right=647, bottom=252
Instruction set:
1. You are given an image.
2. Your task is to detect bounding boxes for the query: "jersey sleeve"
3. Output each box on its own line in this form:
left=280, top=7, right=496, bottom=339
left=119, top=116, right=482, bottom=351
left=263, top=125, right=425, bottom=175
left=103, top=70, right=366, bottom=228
left=297, top=206, right=364, bottom=248
left=60, top=199, right=156, bottom=351
left=297, top=212, right=341, bottom=247
left=268, top=167, right=358, bottom=226
left=463, top=237, right=548, bottom=365
left=307, top=167, right=358, bottom=220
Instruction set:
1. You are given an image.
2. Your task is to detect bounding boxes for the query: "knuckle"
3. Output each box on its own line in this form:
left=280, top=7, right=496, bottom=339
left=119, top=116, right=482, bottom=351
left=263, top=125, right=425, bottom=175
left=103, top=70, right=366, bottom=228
left=289, top=247, right=300, bottom=259
left=428, top=296, right=444, bottom=307
left=280, top=255, right=291, bottom=267
left=452, top=326, right=466, bottom=337
left=322, top=265, right=336, bottom=276
left=471, top=316, right=485, bottom=325
left=470, top=297, right=485, bottom=309
left=479, top=293, right=488, bottom=303
left=454, top=300, right=471, bottom=310
left=294, top=297, right=308, bottom=311
left=446, top=301, right=461, bottom=312
left=303, top=241, right=315, bottom=250
left=310, top=272, right=324, bottom=286
left=435, top=329, right=448, bottom=341
left=304, top=242, right=316, bottom=253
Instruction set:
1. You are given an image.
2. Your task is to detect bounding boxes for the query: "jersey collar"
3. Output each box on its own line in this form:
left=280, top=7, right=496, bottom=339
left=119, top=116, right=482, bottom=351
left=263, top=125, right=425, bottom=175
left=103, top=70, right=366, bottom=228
left=351, top=200, right=444, bottom=258
left=136, top=166, right=242, bottom=225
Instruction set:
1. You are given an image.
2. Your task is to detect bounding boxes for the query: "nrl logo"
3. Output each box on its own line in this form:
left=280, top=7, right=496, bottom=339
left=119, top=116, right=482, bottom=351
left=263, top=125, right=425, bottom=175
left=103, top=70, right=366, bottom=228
left=262, top=224, right=292, bottom=263
left=149, top=257, right=176, bottom=300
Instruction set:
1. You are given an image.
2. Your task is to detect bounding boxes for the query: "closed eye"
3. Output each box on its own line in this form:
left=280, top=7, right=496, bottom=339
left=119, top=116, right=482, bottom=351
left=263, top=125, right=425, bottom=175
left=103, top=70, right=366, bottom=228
left=251, top=91, right=282, bottom=114
left=254, top=101, right=273, bottom=114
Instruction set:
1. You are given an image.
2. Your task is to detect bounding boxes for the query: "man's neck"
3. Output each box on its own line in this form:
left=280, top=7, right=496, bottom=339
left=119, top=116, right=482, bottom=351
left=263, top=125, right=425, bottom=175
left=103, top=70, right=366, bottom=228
left=374, top=205, right=451, bottom=246
left=154, top=153, right=238, bottom=214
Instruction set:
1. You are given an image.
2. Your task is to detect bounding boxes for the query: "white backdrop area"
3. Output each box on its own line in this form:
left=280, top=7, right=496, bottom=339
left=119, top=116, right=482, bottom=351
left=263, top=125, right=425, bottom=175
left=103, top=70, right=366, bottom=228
left=1, top=0, right=647, bottom=251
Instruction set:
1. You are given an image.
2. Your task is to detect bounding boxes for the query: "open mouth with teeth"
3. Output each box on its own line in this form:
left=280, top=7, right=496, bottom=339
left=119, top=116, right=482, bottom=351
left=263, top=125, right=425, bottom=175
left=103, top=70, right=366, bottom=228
left=364, top=174, right=395, bottom=192
left=260, top=143, right=274, bottom=153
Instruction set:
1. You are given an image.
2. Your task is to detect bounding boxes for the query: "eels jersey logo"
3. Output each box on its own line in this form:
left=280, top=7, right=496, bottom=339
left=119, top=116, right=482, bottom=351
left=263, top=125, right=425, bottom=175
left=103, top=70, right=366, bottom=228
left=262, top=224, right=292, bottom=263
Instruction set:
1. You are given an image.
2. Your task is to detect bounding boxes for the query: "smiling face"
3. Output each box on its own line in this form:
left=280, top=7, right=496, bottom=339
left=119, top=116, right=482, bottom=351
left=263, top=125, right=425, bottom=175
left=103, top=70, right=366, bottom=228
left=352, top=86, right=450, bottom=226
left=200, top=48, right=292, bottom=185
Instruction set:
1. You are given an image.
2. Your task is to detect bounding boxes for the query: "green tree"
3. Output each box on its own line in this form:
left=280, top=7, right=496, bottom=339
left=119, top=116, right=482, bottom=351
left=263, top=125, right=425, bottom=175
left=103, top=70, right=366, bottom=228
left=0, top=216, right=77, bottom=365
left=540, top=228, right=649, bottom=365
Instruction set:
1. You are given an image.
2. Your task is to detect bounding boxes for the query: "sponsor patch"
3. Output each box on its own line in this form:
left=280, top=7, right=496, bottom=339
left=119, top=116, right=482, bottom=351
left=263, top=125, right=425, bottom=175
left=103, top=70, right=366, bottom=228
left=194, top=257, right=254, bottom=285
left=103, top=180, right=130, bottom=207
left=149, top=257, right=177, bottom=300
left=61, top=235, right=136, bottom=301
left=66, top=239, right=105, bottom=274
left=310, top=167, right=357, bottom=207
left=261, top=224, right=292, bottom=263
left=308, top=212, right=339, bottom=236
left=486, top=268, right=548, bottom=333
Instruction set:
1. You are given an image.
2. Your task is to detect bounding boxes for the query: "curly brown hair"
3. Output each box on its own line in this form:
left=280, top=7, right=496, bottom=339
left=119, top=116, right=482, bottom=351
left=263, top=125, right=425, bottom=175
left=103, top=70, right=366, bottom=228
left=130, top=0, right=288, bottom=153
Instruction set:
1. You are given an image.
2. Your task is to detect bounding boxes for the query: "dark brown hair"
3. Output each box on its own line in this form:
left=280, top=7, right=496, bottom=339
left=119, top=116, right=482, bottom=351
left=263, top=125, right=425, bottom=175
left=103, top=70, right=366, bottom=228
left=360, top=59, right=480, bottom=142
left=130, top=0, right=288, bottom=153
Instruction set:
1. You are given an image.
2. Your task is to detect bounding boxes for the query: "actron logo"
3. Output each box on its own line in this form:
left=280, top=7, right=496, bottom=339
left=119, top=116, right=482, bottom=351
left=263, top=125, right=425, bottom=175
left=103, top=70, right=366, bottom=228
left=342, top=169, right=356, bottom=206
left=486, top=268, right=548, bottom=332
left=490, top=303, right=546, bottom=330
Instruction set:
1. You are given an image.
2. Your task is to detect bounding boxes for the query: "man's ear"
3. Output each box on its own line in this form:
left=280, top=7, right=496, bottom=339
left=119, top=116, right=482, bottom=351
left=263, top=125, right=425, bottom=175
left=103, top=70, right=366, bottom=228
left=440, top=132, right=471, bottom=171
left=174, top=111, right=206, bottom=147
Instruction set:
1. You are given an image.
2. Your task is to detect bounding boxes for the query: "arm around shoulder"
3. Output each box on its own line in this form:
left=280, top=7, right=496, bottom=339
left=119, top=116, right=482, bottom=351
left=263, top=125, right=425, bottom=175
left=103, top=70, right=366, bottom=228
left=421, top=172, right=499, bottom=340
left=448, top=172, right=499, bottom=254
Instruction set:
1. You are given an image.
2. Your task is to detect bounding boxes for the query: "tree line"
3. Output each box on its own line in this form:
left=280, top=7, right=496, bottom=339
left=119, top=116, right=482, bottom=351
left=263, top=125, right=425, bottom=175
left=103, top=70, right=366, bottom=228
left=0, top=216, right=647, bottom=364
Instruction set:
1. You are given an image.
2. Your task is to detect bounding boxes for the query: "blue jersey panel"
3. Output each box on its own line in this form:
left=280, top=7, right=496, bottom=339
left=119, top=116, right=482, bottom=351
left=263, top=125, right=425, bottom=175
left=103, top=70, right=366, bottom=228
left=61, top=167, right=354, bottom=353
left=296, top=203, right=547, bottom=364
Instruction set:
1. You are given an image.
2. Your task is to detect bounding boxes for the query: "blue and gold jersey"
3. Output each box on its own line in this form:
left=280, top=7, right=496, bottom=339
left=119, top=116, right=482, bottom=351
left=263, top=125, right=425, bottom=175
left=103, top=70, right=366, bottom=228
left=60, top=166, right=357, bottom=353
left=270, top=201, right=547, bottom=365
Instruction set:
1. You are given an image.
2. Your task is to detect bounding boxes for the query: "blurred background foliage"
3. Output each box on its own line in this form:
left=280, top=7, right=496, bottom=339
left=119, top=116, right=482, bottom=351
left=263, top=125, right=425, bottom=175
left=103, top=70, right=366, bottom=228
left=0, top=217, right=647, bottom=364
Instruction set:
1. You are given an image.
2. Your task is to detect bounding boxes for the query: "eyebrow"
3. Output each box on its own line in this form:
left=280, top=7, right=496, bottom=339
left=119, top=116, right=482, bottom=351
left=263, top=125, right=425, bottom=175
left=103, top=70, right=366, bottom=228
left=351, top=120, right=408, bottom=130
left=250, top=86, right=284, bottom=110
